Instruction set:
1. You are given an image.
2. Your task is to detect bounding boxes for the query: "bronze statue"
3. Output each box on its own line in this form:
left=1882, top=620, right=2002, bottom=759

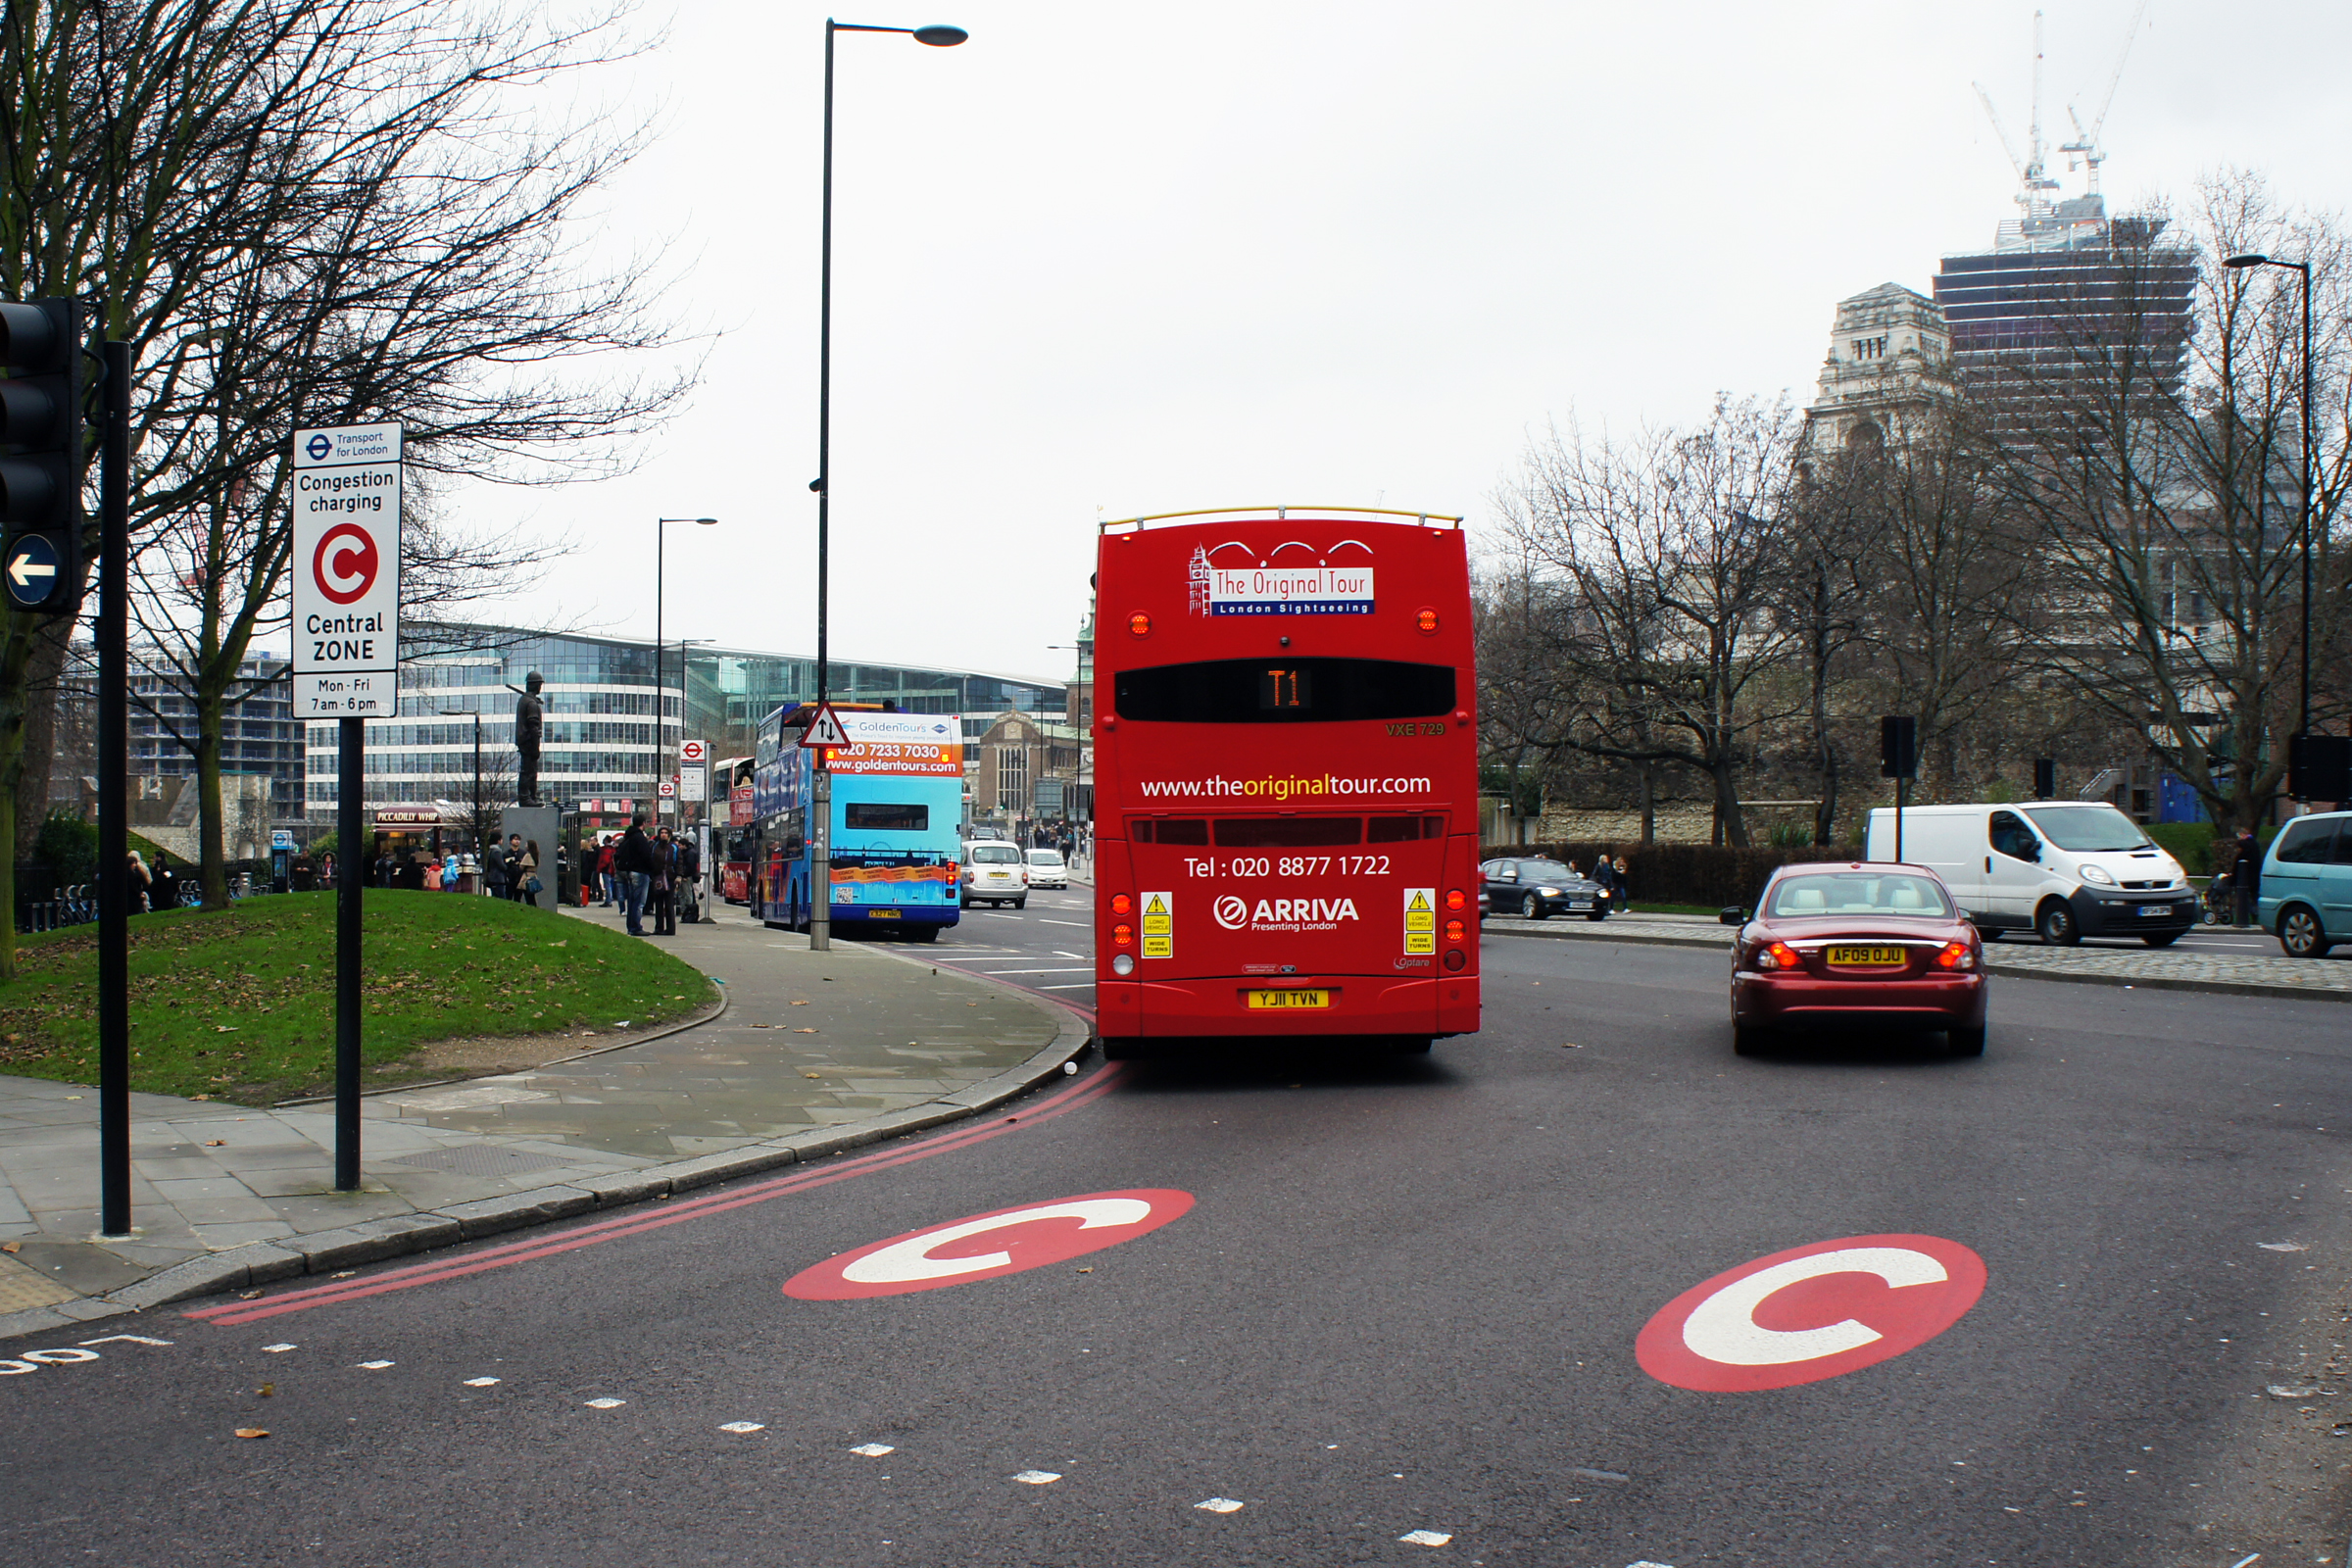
left=510, top=671, right=545, bottom=807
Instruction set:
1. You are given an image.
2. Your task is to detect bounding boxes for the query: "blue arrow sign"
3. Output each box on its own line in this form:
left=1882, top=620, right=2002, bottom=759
left=4, top=534, right=62, bottom=609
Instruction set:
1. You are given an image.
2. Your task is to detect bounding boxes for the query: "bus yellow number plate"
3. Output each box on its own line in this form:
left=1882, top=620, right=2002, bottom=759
left=1247, top=989, right=1330, bottom=1010
left=1825, top=946, right=1905, bottom=966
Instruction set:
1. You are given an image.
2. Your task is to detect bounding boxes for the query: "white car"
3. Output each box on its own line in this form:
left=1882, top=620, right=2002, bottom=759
left=1025, top=849, right=1067, bottom=889
left=961, top=842, right=1028, bottom=907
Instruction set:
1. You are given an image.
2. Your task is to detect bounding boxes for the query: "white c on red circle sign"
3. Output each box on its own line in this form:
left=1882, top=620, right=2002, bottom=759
left=1637, top=1233, right=1985, bottom=1392
left=313, top=522, right=380, bottom=606
left=784, top=1189, right=1195, bottom=1300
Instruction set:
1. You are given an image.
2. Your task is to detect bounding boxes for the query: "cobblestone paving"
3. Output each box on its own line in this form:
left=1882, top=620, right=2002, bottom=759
left=1482, top=912, right=2352, bottom=999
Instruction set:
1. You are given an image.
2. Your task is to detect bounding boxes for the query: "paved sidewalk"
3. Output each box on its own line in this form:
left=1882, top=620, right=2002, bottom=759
left=0, top=901, right=1082, bottom=1342
left=1483, top=910, right=2352, bottom=1002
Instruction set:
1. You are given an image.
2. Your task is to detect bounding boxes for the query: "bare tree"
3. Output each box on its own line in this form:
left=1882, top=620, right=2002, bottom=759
left=110, top=1, right=690, bottom=908
left=1496, top=396, right=1806, bottom=846
left=1988, top=175, right=2349, bottom=833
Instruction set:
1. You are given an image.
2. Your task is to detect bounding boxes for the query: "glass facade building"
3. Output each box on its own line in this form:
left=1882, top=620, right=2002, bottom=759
left=305, top=624, right=1064, bottom=815
left=129, top=653, right=306, bottom=825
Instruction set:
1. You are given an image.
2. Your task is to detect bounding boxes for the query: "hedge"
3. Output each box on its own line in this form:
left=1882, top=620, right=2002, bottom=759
left=1482, top=842, right=1859, bottom=909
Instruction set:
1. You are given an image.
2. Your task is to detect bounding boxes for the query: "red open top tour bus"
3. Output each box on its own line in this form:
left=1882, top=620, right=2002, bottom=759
left=1093, top=507, right=1481, bottom=1056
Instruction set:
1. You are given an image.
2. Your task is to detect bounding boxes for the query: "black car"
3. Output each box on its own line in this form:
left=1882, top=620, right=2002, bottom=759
left=1480, top=858, right=1611, bottom=921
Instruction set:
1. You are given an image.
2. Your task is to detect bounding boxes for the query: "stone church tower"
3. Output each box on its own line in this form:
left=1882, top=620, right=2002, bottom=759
left=1801, top=282, right=1962, bottom=457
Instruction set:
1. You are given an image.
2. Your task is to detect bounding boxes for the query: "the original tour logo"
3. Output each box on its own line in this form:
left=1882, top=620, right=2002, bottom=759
left=1188, top=538, right=1374, bottom=617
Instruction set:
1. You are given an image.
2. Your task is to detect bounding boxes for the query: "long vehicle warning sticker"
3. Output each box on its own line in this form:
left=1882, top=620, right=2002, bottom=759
left=1141, top=892, right=1173, bottom=958
left=1403, top=887, right=1436, bottom=956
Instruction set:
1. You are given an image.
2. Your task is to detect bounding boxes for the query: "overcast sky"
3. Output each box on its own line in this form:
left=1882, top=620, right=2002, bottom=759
left=416, top=0, right=2352, bottom=686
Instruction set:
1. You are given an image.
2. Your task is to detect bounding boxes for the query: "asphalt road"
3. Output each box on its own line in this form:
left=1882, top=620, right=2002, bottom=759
left=6, top=932, right=2350, bottom=1567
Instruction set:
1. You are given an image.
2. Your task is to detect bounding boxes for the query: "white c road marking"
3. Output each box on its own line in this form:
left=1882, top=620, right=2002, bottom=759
left=1680, top=1247, right=1950, bottom=1366
left=840, top=1198, right=1154, bottom=1285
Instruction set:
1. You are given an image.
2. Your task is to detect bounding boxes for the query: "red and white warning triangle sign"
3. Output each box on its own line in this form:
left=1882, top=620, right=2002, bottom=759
left=799, top=704, right=852, bottom=749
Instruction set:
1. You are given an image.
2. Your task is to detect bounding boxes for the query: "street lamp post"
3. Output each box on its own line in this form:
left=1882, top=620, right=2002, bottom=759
left=437, top=708, right=483, bottom=883
left=2223, top=253, right=2315, bottom=798
left=655, top=516, right=718, bottom=815
left=809, top=17, right=965, bottom=951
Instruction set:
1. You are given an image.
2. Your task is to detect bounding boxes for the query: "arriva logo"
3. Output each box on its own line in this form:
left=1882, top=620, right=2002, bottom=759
left=1213, top=896, right=1249, bottom=929
left=1250, top=897, right=1358, bottom=924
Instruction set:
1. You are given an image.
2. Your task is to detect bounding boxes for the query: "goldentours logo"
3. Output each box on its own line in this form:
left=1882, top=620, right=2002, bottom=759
left=1214, top=896, right=1249, bottom=929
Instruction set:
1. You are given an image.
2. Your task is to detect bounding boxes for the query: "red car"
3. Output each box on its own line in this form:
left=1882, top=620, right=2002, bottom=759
left=1721, top=862, right=1986, bottom=1057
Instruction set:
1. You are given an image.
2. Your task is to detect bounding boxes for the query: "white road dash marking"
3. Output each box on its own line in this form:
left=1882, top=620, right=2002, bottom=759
left=463, top=1377, right=501, bottom=1387
left=1036, top=983, right=1095, bottom=991
left=851, top=1443, right=895, bottom=1457
left=77, top=1334, right=172, bottom=1347
left=585, top=1397, right=626, bottom=1408
left=718, top=1421, right=766, bottom=1434
left=970, top=966, right=1092, bottom=975
left=1195, top=1497, right=1244, bottom=1513
left=358, top=1360, right=394, bottom=1369
left=1040, top=921, right=1088, bottom=928
left=1398, top=1529, right=1452, bottom=1546
left=1627, top=1561, right=1677, bottom=1568
left=1052, top=951, right=1087, bottom=959
left=1011, top=1470, right=1062, bottom=1485
left=262, top=1344, right=297, bottom=1353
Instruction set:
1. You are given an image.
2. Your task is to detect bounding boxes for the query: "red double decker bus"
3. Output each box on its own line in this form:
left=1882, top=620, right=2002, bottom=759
left=1092, top=507, right=1481, bottom=1056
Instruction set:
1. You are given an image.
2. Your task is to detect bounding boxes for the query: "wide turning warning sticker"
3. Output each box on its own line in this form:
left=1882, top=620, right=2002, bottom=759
left=1140, top=891, right=1173, bottom=958
left=1402, top=887, right=1436, bottom=956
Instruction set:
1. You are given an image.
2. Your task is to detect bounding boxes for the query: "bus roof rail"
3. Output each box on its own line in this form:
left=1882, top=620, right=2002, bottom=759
left=1100, top=506, right=1463, bottom=533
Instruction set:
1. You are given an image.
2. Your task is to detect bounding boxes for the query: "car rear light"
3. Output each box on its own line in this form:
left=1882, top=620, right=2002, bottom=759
left=1416, top=608, right=1440, bottom=633
left=1445, top=889, right=1465, bottom=911
left=1128, top=612, right=1151, bottom=636
left=1936, top=941, right=1975, bottom=970
left=1758, top=941, right=1801, bottom=970
left=1443, top=949, right=1466, bottom=971
left=1445, top=919, right=1465, bottom=942
left=1113, top=923, right=1133, bottom=946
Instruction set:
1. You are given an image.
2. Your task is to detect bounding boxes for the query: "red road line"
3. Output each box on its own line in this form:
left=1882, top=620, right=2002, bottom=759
left=188, top=1063, right=1128, bottom=1327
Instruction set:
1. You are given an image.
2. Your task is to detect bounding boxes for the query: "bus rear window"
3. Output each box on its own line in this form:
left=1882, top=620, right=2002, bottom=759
left=845, top=803, right=927, bottom=832
left=1212, top=817, right=1363, bottom=847
left=1114, top=659, right=1455, bottom=723
left=1367, top=814, right=1446, bottom=842
left=1131, top=819, right=1209, bottom=845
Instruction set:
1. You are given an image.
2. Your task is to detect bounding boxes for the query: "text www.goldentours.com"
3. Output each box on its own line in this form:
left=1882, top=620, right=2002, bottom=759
left=1135, top=773, right=1431, bottom=802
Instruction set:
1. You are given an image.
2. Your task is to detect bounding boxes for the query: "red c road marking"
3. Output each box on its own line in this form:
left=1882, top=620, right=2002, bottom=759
left=784, top=1188, right=1193, bottom=1300
left=313, top=522, right=379, bottom=605
left=1637, top=1233, right=1986, bottom=1392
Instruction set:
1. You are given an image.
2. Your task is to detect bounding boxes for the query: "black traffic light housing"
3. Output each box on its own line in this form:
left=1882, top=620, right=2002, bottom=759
left=0, top=297, right=86, bottom=614
left=1879, top=714, right=1917, bottom=780
left=2290, top=734, right=2351, bottom=804
left=2034, top=758, right=2056, bottom=800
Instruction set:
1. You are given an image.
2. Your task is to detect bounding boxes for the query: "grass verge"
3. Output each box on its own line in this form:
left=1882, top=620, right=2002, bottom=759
left=0, top=891, right=710, bottom=1105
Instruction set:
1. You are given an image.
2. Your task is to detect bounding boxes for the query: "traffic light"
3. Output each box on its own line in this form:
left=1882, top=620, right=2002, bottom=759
left=1879, top=714, right=1917, bottom=780
left=0, top=297, right=85, bottom=614
left=2290, top=734, right=2351, bottom=804
left=2034, top=758, right=2056, bottom=800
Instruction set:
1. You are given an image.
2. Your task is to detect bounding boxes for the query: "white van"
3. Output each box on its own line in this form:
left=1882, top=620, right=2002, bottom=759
left=1863, top=801, right=2196, bottom=946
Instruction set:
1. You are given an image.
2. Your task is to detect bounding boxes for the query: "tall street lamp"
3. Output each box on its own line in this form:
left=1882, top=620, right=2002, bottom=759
left=437, top=707, right=483, bottom=878
left=2223, top=253, right=2315, bottom=797
left=656, top=516, right=718, bottom=813
left=809, top=18, right=966, bottom=951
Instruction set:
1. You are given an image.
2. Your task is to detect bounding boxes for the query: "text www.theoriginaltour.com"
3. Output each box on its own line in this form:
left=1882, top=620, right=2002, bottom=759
left=1136, top=773, right=1432, bottom=801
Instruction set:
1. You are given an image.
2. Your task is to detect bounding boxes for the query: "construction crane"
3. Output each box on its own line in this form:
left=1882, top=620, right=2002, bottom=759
left=2060, top=0, right=2151, bottom=196
left=1973, top=10, right=2060, bottom=218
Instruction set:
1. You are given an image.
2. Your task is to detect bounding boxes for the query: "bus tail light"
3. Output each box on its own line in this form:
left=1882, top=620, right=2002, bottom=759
left=1110, top=893, right=1132, bottom=915
left=1444, top=949, right=1466, bottom=971
left=1445, top=889, right=1465, bottom=911
left=1445, top=919, right=1464, bottom=942
left=1111, top=954, right=1135, bottom=975
left=1113, top=923, right=1133, bottom=947
left=1128, top=612, right=1151, bottom=636
left=1416, top=608, right=1440, bottom=633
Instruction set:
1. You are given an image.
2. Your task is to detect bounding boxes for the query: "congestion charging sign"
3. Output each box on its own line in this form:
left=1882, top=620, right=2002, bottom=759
left=291, top=423, right=401, bottom=716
